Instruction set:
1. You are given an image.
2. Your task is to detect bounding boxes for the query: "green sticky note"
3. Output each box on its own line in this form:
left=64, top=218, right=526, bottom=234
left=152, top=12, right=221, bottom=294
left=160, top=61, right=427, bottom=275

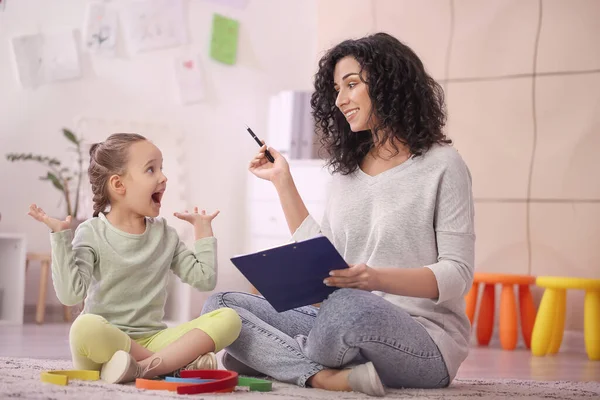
left=210, top=14, right=239, bottom=65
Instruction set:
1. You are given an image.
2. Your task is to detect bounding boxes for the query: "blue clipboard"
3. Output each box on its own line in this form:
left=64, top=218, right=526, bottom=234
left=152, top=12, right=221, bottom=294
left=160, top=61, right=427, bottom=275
left=230, top=235, right=348, bottom=312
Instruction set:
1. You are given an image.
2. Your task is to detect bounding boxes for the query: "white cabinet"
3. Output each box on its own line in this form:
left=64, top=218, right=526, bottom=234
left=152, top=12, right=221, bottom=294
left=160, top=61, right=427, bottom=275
left=244, top=160, right=332, bottom=254
left=267, top=91, right=318, bottom=159
left=0, top=233, right=26, bottom=325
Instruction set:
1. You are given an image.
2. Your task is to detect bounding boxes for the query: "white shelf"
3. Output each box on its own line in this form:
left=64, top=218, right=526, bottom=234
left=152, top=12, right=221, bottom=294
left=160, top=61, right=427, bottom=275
left=0, top=233, right=27, bottom=325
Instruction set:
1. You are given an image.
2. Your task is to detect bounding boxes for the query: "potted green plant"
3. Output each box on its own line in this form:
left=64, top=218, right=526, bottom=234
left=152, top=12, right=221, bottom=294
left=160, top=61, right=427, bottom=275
left=6, top=128, right=85, bottom=223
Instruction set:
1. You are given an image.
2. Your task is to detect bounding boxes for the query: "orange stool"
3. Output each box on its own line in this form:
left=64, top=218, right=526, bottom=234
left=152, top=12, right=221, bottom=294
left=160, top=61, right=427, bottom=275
left=465, top=273, right=537, bottom=350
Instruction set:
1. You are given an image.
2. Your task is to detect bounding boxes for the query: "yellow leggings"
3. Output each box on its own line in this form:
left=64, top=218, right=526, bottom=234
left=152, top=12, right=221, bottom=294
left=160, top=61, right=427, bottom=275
left=69, top=308, right=241, bottom=370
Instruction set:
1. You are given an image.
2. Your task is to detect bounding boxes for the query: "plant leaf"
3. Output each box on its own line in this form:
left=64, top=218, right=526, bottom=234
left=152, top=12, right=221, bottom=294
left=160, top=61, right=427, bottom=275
left=63, top=129, right=79, bottom=145
left=5, top=153, right=61, bottom=166
left=43, top=172, right=64, bottom=192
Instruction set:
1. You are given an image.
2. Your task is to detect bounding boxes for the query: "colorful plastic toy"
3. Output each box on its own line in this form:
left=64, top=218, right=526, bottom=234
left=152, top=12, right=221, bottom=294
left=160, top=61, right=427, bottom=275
left=137, top=370, right=273, bottom=394
left=166, top=375, right=272, bottom=392
left=40, top=370, right=100, bottom=386
left=237, top=376, right=273, bottom=392
left=137, top=370, right=238, bottom=394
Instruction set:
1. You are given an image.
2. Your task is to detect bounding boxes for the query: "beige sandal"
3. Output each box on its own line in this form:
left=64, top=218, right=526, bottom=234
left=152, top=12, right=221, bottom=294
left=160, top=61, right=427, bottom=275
left=101, top=350, right=162, bottom=384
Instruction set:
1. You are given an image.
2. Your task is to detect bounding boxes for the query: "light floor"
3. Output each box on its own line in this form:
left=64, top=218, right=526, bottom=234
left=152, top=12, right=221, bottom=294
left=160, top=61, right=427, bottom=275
left=0, top=323, right=599, bottom=382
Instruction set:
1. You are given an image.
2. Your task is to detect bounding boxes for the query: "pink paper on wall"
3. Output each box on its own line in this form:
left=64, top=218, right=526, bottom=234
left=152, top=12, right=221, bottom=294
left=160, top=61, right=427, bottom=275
left=174, top=55, right=206, bottom=104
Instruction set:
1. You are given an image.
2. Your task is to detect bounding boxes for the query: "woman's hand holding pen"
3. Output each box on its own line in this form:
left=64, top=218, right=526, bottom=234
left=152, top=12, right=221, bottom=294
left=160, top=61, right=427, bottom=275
left=249, top=141, right=308, bottom=233
left=324, top=263, right=380, bottom=291
left=248, top=144, right=290, bottom=183
left=174, top=207, right=220, bottom=239
left=28, top=204, right=72, bottom=232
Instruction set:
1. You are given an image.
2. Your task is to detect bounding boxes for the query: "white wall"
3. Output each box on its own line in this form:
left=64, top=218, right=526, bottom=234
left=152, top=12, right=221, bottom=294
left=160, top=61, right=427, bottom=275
left=0, top=0, right=317, bottom=315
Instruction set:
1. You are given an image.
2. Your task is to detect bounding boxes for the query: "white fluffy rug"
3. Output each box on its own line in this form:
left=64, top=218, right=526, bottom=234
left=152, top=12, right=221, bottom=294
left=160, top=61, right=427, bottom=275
left=1, top=357, right=599, bottom=399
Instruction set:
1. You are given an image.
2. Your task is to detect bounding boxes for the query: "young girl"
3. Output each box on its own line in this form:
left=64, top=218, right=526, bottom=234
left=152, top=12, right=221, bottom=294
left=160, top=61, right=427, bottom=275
left=203, top=32, right=474, bottom=397
left=28, top=133, right=241, bottom=384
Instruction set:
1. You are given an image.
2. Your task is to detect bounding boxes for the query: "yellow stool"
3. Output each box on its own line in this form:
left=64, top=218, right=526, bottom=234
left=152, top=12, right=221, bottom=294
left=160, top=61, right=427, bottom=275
left=531, top=276, right=600, bottom=360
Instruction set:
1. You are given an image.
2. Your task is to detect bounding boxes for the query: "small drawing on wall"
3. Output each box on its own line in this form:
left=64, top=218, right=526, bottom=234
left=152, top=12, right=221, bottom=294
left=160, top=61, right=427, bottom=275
left=11, top=31, right=81, bottom=89
left=82, top=1, right=118, bottom=56
left=174, top=54, right=206, bottom=105
left=122, top=0, right=188, bottom=54
left=0, top=0, right=6, bottom=12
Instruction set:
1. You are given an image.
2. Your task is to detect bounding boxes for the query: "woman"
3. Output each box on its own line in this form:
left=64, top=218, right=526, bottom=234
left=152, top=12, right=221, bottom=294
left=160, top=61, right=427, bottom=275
left=203, top=32, right=475, bottom=397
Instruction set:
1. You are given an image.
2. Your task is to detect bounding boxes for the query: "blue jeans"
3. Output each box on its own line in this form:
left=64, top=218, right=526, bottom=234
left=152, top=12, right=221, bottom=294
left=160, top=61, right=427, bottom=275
left=202, top=288, right=449, bottom=389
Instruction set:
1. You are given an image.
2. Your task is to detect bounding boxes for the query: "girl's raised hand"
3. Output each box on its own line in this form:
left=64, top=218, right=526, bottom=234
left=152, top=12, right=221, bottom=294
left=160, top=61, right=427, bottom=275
left=28, top=204, right=72, bottom=232
left=174, top=207, right=220, bottom=226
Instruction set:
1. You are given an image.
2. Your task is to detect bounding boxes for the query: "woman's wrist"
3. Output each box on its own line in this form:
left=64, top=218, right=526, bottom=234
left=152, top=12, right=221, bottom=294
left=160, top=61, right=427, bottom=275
left=271, top=170, right=293, bottom=191
left=369, top=266, right=383, bottom=292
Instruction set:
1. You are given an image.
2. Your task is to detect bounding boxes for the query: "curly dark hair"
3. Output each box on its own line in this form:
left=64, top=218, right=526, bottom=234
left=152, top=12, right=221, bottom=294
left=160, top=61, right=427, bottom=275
left=311, top=32, right=451, bottom=175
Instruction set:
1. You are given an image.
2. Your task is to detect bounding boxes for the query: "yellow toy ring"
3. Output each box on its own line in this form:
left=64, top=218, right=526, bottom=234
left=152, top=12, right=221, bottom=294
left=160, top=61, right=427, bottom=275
left=41, top=370, right=100, bottom=386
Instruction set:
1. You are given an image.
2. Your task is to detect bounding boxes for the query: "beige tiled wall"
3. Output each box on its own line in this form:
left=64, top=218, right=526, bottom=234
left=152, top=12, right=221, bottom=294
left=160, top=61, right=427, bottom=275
left=317, top=0, right=600, bottom=331
left=375, top=0, right=451, bottom=80
left=532, top=74, right=600, bottom=200
left=536, top=0, right=600, bottom=73
left=447, top=78, right=534, bottom=199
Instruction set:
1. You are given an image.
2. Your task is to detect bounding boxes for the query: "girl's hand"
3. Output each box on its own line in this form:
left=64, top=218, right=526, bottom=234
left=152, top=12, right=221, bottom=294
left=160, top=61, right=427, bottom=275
left=323, top=263, right=380, bottom=291
left=28, top=204, right=72, bottom=232
left=174, top=207, right=219, bottom=226
left=174, top=207, right=219, bottom=239
left=248, top=144, right=290, bottom=183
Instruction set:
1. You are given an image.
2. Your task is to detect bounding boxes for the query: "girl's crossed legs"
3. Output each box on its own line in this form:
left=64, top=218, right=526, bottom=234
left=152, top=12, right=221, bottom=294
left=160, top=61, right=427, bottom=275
left=69, top=307, right=241, bottom=381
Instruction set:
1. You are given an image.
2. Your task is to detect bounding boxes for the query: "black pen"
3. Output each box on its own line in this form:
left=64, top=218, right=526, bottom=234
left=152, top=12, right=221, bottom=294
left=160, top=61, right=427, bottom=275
left=245, top=124, right=275, bottom=163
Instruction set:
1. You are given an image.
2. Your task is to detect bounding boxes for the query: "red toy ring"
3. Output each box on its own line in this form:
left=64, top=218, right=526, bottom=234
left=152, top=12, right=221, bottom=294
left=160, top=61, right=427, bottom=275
left=178, top=370, right=238, bottom=394
left=136, top=370, right=238, bottom=395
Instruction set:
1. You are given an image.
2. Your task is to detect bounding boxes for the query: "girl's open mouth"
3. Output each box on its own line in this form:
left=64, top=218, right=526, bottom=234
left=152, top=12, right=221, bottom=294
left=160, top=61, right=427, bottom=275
left=151, top=191, right=163, bottom=206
